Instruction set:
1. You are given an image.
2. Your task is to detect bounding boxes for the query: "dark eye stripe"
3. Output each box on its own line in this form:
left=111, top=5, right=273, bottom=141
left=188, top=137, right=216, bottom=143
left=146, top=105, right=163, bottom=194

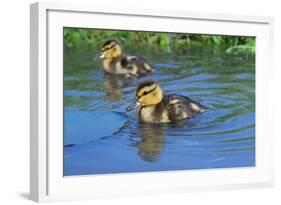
left=141, top=85, right=157, bottom=97
left=102, top=44, right=116, bottom=51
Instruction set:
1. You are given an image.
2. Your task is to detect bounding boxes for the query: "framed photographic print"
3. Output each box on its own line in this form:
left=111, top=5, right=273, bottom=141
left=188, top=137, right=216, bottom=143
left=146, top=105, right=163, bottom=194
left=30, top=2, right=274, bottom=202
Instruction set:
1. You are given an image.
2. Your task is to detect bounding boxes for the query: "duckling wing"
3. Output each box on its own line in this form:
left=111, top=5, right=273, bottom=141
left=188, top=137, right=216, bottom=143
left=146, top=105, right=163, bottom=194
left=121, top=55, right=154, bottom=74
left=178, top=95, right=206, bottom=112
left=166, top=95, right=204, bottom=121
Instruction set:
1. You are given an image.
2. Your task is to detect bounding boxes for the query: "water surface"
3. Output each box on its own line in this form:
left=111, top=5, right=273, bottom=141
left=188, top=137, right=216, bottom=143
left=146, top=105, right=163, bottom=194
left=64, top=46, right=255, bottom=176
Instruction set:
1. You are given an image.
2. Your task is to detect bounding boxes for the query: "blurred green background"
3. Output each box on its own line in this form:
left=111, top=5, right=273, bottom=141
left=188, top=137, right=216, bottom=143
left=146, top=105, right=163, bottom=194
left=64, top=27, right=255, bottom=55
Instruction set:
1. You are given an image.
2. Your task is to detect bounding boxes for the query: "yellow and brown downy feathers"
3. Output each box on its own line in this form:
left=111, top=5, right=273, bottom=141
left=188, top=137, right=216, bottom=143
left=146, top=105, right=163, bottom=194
left=135, top=80, right=205, bottom=123
left=98, top=39, right=154, bottom=77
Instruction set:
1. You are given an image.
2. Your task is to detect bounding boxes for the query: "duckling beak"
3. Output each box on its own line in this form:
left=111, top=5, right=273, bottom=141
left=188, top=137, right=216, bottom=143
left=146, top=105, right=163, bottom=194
left=95, top=52, right=105, bottom=60
left=135, top=101, right=143, bottom=109
left=125, top=101, right=142, bottom=112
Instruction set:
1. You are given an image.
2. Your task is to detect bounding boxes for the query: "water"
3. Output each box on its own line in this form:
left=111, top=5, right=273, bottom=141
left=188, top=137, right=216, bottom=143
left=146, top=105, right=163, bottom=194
left=63, top=46, right=255, bottom=176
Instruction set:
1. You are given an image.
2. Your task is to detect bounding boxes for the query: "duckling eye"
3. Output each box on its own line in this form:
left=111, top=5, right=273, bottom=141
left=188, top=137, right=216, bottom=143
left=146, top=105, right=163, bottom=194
left=143, top=91, right=149, bottom=96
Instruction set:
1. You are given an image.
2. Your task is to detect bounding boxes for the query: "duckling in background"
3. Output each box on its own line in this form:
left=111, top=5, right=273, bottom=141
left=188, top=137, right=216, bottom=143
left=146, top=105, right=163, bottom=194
left=135, top=80, right=205, bottom=123
left=97, top=39, right=154, bottom=77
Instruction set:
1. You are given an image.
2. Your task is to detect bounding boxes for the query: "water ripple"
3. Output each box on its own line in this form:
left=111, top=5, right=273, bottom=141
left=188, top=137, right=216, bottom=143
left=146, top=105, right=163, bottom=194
left=63, top=48, right=255, bottom=175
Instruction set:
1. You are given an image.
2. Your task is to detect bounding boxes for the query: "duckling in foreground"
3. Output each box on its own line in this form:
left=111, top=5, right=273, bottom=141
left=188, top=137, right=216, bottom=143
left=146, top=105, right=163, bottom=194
left=135, top=80, right=205, bottom=123
left=97, top=39, right=154, bottom=77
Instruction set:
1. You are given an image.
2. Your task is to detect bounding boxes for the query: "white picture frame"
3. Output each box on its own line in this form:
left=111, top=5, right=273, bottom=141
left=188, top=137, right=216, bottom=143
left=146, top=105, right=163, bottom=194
left=30, top=1, right=274, bottom=202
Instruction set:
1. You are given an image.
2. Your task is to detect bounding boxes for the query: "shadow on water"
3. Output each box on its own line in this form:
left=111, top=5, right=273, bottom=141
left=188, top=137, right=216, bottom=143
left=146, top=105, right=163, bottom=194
left=103, top=74, right=131, bottom=101
left=63, top=46, right=255, bottom=176
left=135, top=121, right=193, bottom=162
left=136, top=123, right=166, bottom=162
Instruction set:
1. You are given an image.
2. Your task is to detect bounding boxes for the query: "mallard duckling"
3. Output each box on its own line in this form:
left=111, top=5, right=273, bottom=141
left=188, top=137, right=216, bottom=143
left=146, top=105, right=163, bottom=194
left=97, top=39, right=154, bottom=77
left=135, top=80, right=205, bottom=123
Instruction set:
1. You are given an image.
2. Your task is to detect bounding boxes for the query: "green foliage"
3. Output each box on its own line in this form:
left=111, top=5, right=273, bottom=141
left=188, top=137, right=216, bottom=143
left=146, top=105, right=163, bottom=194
left=63, top=28, right=255, bottom=55
left=225, top=37, right=255, bottom=55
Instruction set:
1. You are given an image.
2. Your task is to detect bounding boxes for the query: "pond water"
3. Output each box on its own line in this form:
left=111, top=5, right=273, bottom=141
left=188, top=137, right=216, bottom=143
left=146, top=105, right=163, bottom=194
left=63, top=46, right=255, bottom=176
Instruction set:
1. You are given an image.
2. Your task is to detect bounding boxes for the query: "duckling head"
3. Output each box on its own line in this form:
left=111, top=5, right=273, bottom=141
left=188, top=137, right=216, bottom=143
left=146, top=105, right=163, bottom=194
left=98, top=39, right=122, bottom=60
left=136, top=80, right=163, bottom=107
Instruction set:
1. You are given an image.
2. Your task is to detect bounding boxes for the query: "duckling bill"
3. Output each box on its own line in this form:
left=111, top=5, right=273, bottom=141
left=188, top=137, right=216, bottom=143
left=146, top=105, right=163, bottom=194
left=135, top=80, right=205, bottom=123
left=97, top=39, right=154, bottom=77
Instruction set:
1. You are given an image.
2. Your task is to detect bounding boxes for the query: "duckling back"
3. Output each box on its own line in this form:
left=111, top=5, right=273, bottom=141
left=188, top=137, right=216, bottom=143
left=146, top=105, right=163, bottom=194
left=165, top=95, right=205, bottom=122
left=138, top=95, right=204, bottom=123
left=120, top=55, right=154, bottom=76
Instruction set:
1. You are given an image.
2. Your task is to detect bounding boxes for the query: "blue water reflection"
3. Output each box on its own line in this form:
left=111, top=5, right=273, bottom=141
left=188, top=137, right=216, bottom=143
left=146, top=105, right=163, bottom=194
left=63, top=47, right=255, bottom=176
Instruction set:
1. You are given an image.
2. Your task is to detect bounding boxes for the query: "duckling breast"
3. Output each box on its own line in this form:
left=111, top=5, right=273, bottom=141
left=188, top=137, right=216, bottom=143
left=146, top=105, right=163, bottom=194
left=138, top=103, right=171, bottom=123
left=138, top=106, right=156, bottom=123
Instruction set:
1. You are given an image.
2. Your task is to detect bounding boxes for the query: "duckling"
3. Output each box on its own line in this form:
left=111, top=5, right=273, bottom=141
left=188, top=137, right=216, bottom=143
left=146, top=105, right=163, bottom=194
left=97, top=39, right=154, bottom=77
left=135, top=80, right=205, bottom=123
